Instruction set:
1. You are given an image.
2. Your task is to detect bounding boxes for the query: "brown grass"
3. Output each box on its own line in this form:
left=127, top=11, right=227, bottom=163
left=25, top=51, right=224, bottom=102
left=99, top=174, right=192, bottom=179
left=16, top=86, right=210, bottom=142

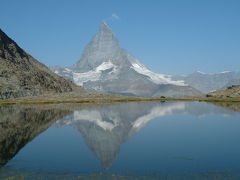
left=1, top=92, right=240, bottom=105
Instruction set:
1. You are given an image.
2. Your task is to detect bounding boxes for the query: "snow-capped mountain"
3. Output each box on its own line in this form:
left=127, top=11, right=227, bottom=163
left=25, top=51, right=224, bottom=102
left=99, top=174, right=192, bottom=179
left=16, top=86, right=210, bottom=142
left=51, top=23, right=201, bottom=97
left=172, top=71, right=240, bottom=93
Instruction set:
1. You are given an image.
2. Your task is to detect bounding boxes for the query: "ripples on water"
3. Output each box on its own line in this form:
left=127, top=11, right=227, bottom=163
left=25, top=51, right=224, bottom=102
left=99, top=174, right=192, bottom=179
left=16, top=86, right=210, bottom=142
left=0, top=101, right=240, bottom=179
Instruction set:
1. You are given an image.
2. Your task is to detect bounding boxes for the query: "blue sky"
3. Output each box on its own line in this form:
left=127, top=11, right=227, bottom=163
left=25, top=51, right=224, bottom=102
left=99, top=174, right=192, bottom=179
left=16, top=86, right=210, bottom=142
left=1, top=0, right=239, bottom=75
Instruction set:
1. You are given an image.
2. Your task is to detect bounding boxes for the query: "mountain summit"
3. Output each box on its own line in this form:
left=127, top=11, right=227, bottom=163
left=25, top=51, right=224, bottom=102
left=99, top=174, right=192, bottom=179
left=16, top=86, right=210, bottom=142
left=51, top=23, right=201, bottom=97
left=0, top=29, right=82, bottom=99
left=72, top=22, right=129, bottom=72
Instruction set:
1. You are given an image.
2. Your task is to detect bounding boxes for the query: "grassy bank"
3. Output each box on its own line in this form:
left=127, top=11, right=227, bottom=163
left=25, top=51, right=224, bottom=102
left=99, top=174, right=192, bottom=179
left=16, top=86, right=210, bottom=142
left=1, top=94, right=240, bottom=105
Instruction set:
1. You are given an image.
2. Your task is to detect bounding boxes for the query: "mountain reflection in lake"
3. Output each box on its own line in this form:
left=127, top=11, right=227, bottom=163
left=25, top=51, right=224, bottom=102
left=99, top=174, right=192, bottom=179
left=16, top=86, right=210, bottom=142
left=1, top=101, right=240, bottom=179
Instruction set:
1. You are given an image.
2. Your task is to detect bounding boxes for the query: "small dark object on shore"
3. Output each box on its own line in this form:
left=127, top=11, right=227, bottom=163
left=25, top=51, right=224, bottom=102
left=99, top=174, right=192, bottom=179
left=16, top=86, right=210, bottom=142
left=206, top=94, right=213, bottom=97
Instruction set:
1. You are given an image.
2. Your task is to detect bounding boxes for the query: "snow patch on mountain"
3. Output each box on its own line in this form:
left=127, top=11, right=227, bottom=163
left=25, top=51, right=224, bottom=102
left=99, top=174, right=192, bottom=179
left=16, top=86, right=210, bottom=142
left=71, top=60, right=185, bottom=86
left=195, top=70, right=232, bottom=75
left=220, top=71, right=231, bottom=74
left=73, top=61, right=117, bottom=86
left=196, top=71, right=206, bottom=74
left=131, top=62, right=186, bottom=86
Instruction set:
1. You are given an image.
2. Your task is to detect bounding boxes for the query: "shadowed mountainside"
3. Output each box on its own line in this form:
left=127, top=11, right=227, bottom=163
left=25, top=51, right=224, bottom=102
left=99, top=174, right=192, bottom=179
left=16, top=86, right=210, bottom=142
left=0, top=29, right=84, bottom=99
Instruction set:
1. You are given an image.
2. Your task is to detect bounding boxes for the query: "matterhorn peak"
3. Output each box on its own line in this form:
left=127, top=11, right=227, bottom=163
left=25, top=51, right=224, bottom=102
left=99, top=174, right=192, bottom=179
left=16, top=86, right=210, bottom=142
left=96, top=22, right=118, bottom=43
left=100, top=22, right=112, bottom=32
left=72, top=22, right=121, bottom=72
left=52, top=23, right=201, bottom=97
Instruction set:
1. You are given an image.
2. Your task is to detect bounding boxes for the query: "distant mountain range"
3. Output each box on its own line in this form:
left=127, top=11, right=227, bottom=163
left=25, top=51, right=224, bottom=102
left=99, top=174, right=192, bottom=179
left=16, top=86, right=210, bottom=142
left=173, top=71, right=240, bottom=93
left=51, top=23, right=201, bottom=97
left=0, top=29, right=84, bottom=99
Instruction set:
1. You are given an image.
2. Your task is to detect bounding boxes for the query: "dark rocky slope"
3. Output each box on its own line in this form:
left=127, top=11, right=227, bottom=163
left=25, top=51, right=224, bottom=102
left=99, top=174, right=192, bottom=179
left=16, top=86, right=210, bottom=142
left=0, top=29, right=84, bottom=99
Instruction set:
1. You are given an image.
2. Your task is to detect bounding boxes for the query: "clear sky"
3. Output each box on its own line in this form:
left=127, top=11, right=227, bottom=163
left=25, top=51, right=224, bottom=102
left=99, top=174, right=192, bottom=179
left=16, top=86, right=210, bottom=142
left=1, top=0, right=240, bottom=75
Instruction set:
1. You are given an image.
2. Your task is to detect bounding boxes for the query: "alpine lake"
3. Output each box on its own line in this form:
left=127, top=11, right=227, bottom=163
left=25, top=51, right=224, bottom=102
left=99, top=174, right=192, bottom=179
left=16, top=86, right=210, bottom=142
left=1, top=101, right=240, bottom=180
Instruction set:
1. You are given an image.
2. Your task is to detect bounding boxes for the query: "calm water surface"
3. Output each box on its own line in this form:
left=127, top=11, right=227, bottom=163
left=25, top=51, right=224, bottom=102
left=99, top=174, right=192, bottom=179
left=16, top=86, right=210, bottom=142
left=0, top=101, right=240, bottom=179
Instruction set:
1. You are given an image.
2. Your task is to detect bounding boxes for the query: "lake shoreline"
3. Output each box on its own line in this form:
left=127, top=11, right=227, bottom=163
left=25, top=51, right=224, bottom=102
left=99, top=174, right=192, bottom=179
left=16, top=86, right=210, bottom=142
left=1, top=94, right=240, bottom=105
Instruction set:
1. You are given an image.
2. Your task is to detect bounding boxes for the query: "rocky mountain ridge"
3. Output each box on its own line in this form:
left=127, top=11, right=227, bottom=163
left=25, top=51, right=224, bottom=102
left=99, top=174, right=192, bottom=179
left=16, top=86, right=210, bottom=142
left=0, top=29, right=84, bottom=99
left=207, top=85, right=240, bottom=98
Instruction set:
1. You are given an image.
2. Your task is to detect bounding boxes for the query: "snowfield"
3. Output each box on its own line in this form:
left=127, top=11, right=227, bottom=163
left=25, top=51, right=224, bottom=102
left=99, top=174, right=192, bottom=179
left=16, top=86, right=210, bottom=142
left=70, top=60, right=186, bottom=87
left=73, top=61, right=117, bottom=86
left=131, top=62, right=186, bottom=86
